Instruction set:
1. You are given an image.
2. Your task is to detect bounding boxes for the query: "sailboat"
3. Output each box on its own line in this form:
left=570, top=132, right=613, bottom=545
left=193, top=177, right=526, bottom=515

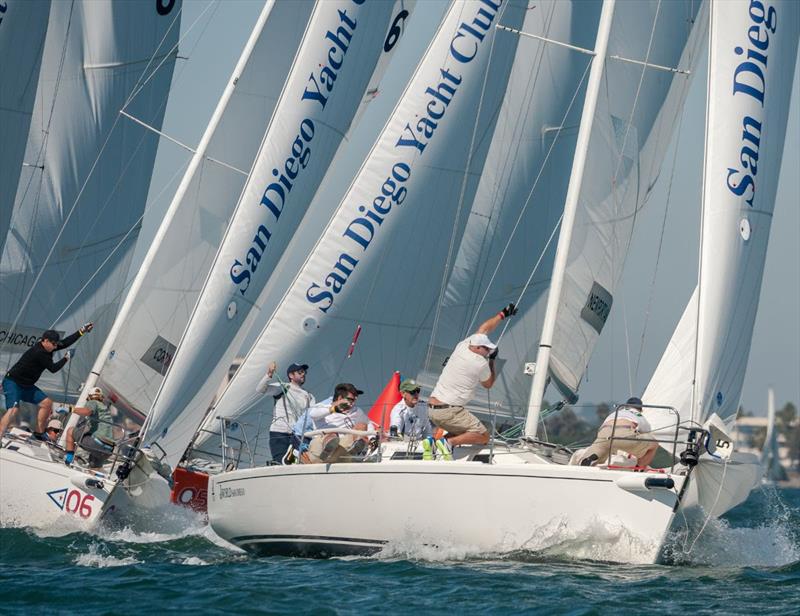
left=0, top=0, right=182, bottom=527
left=0, top=0, right=415, bottom=528
left=206, top=0, right=799, bottom=564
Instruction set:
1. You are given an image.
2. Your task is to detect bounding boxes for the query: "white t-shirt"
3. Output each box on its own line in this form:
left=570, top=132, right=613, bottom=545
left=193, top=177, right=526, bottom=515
left=256, top=376, right=316, bottom=434
left=603, top=406, right=652, bottom=433
left=389, top=400, right=432, bottom=438
left=308, top=400, right=372, bottom=432
left=430, top=338, right=491, bottom=406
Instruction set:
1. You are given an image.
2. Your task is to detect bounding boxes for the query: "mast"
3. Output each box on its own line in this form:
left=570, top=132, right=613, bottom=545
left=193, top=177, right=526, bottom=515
left=70, top=1, right=276, bottom=416
left=524, top=0, right=616, bottom=438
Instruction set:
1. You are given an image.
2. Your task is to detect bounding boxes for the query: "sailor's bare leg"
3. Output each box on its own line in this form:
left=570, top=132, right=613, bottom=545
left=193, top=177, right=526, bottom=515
left=447, top=431, right=489, bottom=446
left=0, top=406, right=19, bottom=434
left=65, top=427, right=76, bottom=452
left=36, top=398, right=53, bottom=433
left=638, top=446, right=657, bottom=468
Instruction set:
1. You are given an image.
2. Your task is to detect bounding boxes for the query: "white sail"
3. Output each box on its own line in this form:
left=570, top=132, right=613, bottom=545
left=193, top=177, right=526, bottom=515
left=691, top=0, right=799, bottom=427
left=644, top=0, right=799, bottom=432
left=418, top=0, right=603, bottom=418
left=91, top=0, right=318, bottom=418
left=542, top=0, right=707, bottom=405
left=0, top=0, right=181, bottom=397
left=143, top=0, right=415, bottom=467
left=0, top=0, right=51, bottom=257
left=194, top=0, right=530, bottom=458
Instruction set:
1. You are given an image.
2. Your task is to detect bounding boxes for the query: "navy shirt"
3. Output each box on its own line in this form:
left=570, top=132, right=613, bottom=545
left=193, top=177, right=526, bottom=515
left=5, top=330, right=83, bottom=388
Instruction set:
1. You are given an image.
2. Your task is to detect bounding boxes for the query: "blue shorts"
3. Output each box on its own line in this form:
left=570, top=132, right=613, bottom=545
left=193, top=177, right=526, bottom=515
left=2, top=377, right=48, bottom=410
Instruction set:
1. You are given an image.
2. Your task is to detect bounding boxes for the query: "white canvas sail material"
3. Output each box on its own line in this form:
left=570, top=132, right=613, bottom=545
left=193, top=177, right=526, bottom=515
left=143, top=0, right=415, bottom=467
left=0, top=0, right=51, bottom=258
left=194, top=0, right=530, bottom=459
left=523, top=0, right=707, bottom=434
left=0, top=0, right=181, bottom=397
left=418, top=0, right=603, bottom=418
left=90, top=0, right=317, bottom=418
left=644, top=0, right=799, bottom=435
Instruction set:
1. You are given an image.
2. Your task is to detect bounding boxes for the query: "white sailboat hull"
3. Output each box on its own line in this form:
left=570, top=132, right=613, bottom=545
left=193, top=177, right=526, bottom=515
left=0, top=435, right=171, bottom=531
left=208, top=457, right=687, bottom=564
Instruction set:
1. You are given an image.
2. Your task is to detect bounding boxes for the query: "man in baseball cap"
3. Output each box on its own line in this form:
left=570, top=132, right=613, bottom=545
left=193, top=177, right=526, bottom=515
left=389, top=378, right=432, bottom=449
left=1, top=322, right=94, bottom=439
left=256, top=361, right=315, bottom=463
left=427, top=304, right=518, bottom=454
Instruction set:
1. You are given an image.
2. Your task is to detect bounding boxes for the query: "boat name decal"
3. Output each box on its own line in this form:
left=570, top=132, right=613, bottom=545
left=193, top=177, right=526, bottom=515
left=229, top=0, right=367, bottom=296
left=219, top=486, right=245, bottom=499
left=306, top=0, right=503, bottom=313
left=725, top=0, right=778, bottom=206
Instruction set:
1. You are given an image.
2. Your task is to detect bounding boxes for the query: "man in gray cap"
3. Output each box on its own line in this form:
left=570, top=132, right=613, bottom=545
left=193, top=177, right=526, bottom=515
left=578, top=397, right=658, bottom=467
left=1, top=323, right=93, bottom=439
left=257, top=361, right=315, bottom=463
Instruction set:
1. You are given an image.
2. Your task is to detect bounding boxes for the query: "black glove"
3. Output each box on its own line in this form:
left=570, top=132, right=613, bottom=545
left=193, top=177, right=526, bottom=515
left=500, top=303, right=517, bottom=319
left=488, top=347, right=499, bottom=360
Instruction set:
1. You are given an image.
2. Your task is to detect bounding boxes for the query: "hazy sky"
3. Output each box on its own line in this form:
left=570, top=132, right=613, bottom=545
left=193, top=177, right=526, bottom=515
left=141, top=0, right=799, bottom=416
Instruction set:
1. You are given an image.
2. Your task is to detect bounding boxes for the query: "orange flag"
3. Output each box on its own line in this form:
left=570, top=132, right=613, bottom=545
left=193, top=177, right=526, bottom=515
left=367, top=371, right=402, bottom=432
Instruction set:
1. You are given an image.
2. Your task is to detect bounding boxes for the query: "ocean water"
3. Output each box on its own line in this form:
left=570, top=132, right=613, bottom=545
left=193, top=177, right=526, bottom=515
left=1, top=487, right=798, bottom=615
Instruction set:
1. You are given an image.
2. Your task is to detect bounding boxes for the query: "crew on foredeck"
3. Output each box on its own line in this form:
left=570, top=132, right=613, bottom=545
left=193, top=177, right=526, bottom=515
left=577, top=397, right=658, bottom=468
left=64, top=386, right=116, bottom=468
left=1, top=323, right=93, bottom=439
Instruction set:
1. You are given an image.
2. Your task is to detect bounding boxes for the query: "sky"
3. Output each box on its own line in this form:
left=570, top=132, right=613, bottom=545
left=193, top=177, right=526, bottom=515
left=140, top=0, right=799, bottom=417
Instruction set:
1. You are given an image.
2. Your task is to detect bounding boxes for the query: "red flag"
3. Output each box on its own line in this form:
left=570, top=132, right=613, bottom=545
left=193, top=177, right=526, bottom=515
left=367, top=371, right=402, bottom=432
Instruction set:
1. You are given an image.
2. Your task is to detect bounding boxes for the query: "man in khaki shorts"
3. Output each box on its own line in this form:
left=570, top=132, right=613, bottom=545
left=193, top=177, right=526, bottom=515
left=578, top=397, right=658, bottom=467
left=428, top=304, right=517, bottom=449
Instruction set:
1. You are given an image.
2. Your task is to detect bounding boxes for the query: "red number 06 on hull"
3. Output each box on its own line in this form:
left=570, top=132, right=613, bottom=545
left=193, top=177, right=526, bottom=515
left=65, top=489, right=96, bottom=519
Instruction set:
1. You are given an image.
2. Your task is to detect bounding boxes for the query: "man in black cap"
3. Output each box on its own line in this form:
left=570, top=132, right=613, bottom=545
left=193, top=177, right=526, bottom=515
left=578, top=396, right=658, bottom=467
left=256, top=361, right=315, bottom=463
left=1, top=323, right=93, bottom=438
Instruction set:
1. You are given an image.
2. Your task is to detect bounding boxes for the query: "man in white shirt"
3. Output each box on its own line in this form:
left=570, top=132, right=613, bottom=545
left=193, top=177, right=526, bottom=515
left=257, top=361, right=315, bottom=463
left=428, top=304, right=517, bottom=448
left=389, top=379, right=432, bottom=440
left=578, top=397, right=658, bottom=467
left=305, top=383, right=372, bottom=463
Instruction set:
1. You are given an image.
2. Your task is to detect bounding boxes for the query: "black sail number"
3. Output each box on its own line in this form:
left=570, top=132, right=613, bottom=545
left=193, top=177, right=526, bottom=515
left=157, top=0, right=176, bottom=16
left=384, top=9, right=409, bottom=52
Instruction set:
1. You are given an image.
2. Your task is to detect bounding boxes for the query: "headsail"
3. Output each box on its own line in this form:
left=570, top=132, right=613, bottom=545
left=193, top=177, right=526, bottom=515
left=0, top=0, right=181, bottom=397
left=142, top=0, right=415, bottom=468
left=193, top=0, right=530, bottom=460
left=0, top=0, right=51, bottom=257
left=644, top=0, right=799, bottom=434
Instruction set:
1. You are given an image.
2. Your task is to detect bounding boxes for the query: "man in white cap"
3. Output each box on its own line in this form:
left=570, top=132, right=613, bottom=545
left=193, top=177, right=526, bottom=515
left=257, top=361, right=315, bottom=463
left=428, top=304, right=517, bottom=450
left=64, top=386, right=115, bottom=467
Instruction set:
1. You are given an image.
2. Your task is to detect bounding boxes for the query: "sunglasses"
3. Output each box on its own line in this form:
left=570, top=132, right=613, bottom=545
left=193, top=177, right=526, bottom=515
left=47, top=428, right=62, bottom=434
left=407, top=389, right=421, bottom=396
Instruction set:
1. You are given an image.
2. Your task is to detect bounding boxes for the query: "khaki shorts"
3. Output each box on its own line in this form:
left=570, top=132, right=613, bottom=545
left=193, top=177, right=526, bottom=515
left=583, top=423, right=653, bottom=464
left=428, top=405, right=487, bottom=435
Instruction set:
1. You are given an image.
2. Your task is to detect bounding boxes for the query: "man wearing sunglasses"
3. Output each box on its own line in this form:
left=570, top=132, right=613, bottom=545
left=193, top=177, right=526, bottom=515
left=428, top=303, right=517, bottom=452
left=303, top=383, right=372, bottom=463
left=389, top=379, right=432, bottom=441
left=44, top=418, right=63, bottom=442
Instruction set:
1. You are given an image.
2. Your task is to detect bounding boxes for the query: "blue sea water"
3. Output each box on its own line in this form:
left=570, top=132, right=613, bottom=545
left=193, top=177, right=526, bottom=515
left=1, top=487, right=798, bottom=615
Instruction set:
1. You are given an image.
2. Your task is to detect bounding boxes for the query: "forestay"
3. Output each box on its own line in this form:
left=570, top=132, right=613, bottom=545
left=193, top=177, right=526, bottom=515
left=90, top=0, right=317, bottom=418
left=0, top=0, right=51, bottom=258
left=0, top=0, right=181, bottom=397
left=194, top=0, right=530, bottom=459
left=644, top=0, right=799, bottom=435
left=143, top=0, right=415, bottom=469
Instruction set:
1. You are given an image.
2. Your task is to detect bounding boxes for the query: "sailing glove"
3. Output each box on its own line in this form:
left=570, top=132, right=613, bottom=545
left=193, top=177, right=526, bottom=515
left=79, top=322, right=94, bottom=335
left=489, top=347, right=499, bottom=360
left=499, top=303, right=518, bottom=319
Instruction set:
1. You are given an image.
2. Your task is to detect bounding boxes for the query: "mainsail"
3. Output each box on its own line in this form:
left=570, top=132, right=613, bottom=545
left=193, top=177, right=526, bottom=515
left=0, top=0, right=182, bottom=397
left=644, top=0, right=800, bottom=433
left=193, top=0, right=530, bottom=459
left=0, top=0, right=51, bottom=257
left=522, top=0, right=707, bottom=434
left=142, top=0, right=415, bottom=468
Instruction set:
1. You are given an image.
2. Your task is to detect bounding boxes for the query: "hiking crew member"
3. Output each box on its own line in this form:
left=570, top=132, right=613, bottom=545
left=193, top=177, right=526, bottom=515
left=428, top=304, right=517, bottom=450
left=578, top=397, right=658, bottom=468
left=1, top=323, right=93, bottom=438
left=64, top=386, right=115, bottom=467
left=257, top=361, right=315, bottom=463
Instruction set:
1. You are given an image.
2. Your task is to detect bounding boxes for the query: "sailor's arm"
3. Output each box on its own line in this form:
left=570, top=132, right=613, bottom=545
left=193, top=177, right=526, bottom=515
left=480, top=358, right=497, bottom=389
left=57, top=322, right=93, bottom=350
left=476, top=303, right=517, bottom=335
